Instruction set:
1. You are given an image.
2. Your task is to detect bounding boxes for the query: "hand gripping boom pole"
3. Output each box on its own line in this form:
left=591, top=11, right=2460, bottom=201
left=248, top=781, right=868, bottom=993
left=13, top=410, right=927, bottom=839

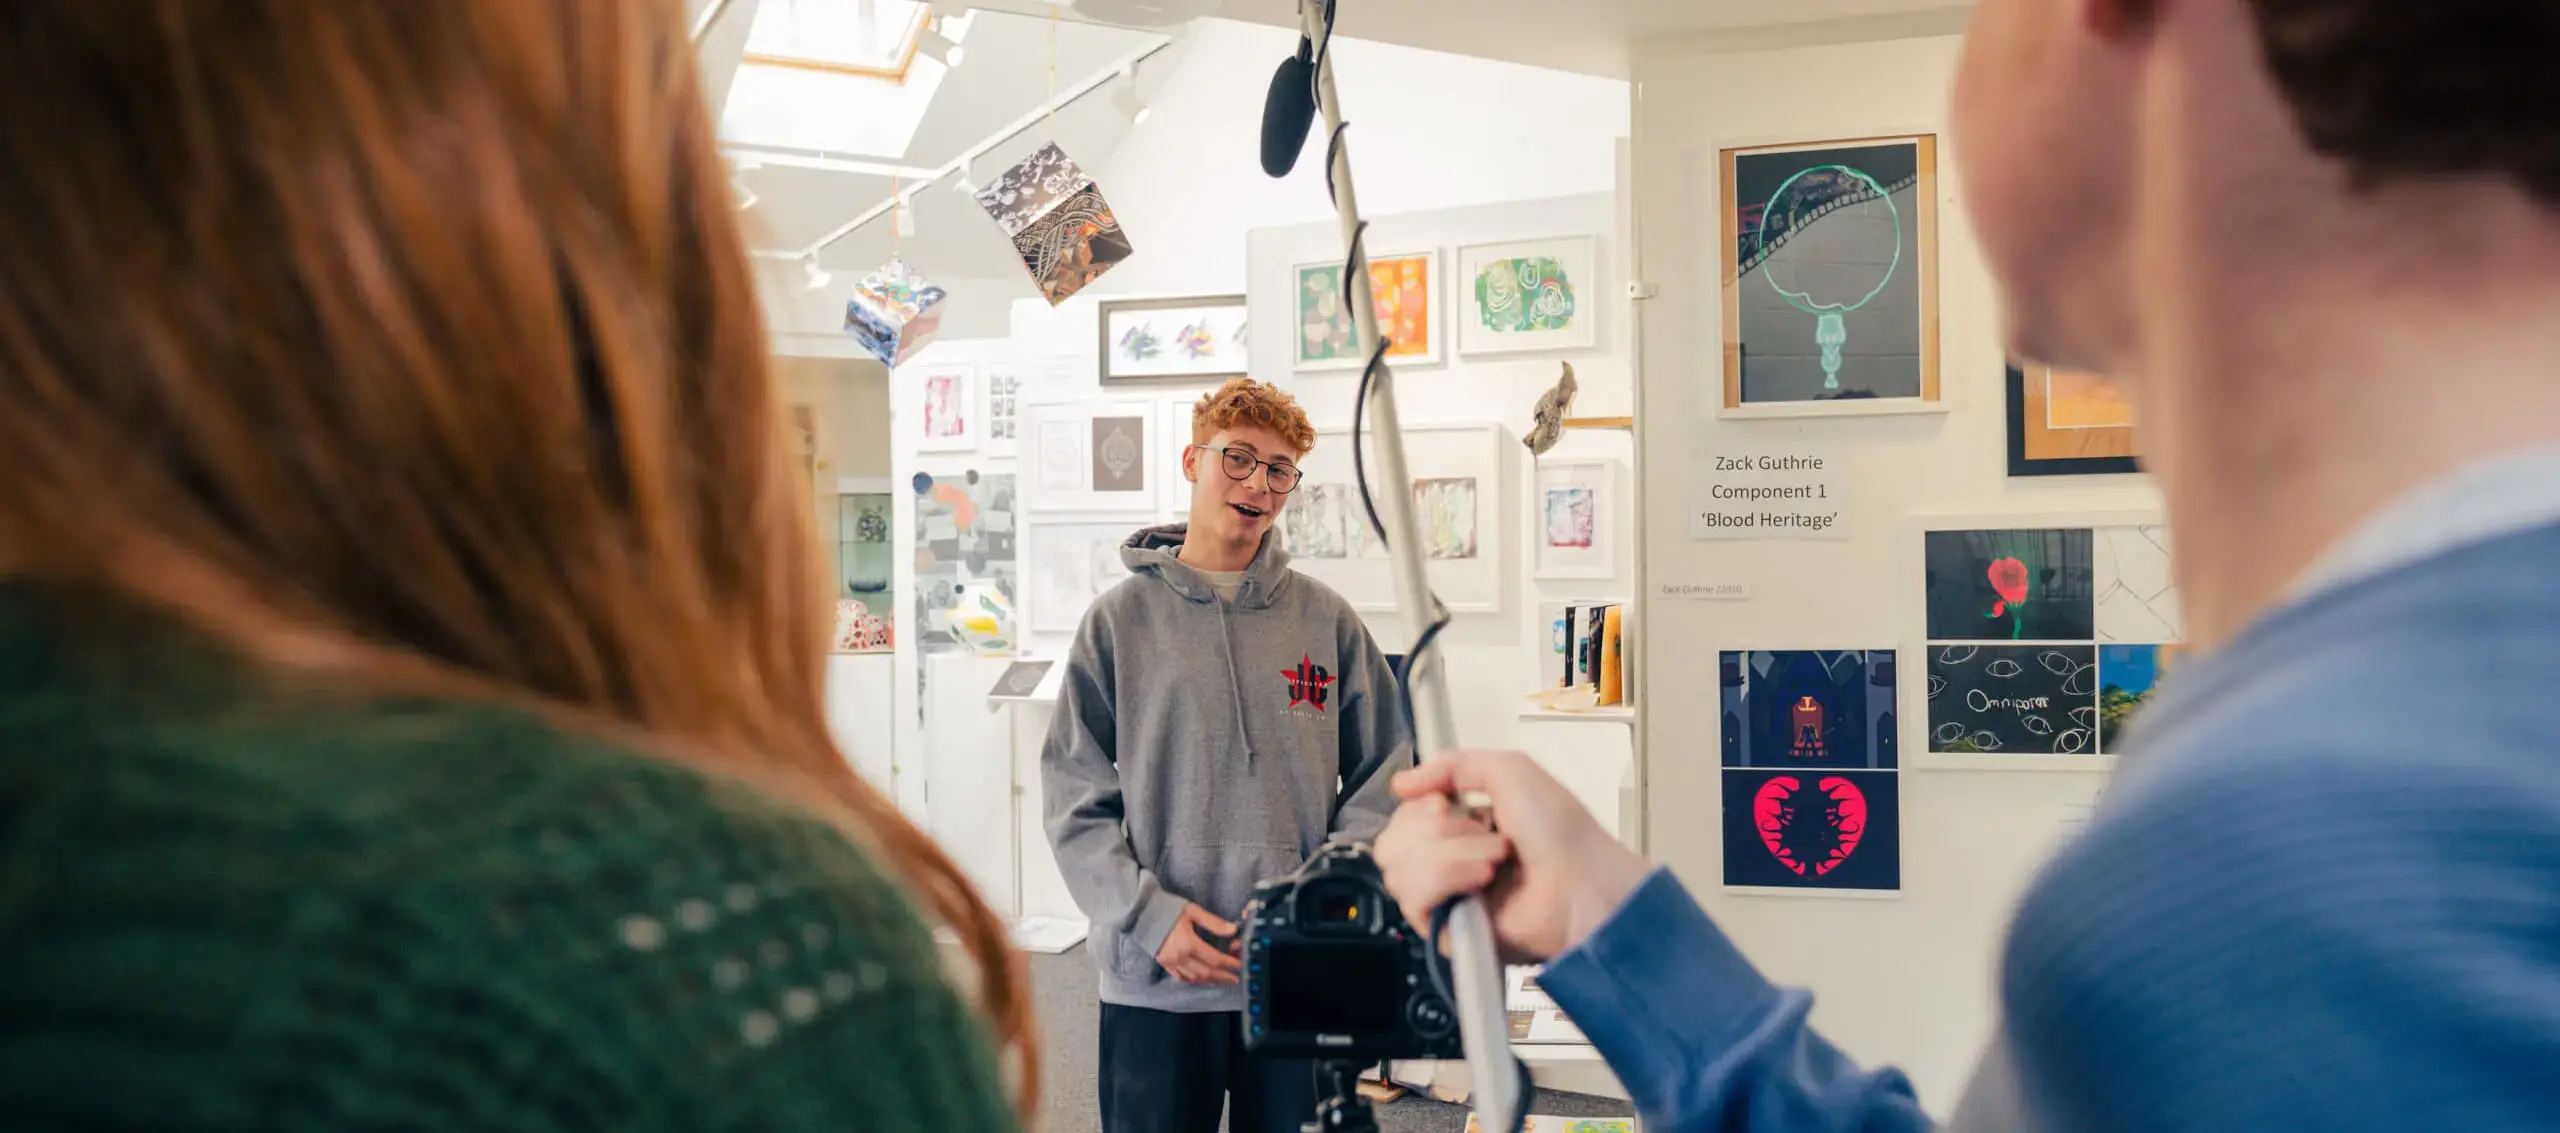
left=1291, top=2, right=1524, bottom=1129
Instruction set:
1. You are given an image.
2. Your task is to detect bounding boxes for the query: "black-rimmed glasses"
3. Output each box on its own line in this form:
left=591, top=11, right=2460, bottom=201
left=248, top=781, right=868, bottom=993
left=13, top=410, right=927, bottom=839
left=1191, top=445, right=1303, bottom=493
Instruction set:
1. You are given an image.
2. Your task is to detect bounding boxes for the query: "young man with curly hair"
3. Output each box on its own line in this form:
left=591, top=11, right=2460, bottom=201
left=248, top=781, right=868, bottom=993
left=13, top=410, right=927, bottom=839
left=1371, top=2, right=2560, bottom=1131
left=1043, top=378, right=1414, bottom=1133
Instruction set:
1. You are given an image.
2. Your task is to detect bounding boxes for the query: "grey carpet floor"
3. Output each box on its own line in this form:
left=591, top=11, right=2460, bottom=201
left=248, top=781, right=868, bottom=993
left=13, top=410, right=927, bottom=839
left=1027, top=945, right=1634, bottom=1133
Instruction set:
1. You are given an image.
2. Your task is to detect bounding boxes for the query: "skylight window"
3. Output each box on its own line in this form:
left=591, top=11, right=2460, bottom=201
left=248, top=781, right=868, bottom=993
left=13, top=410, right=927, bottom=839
left=745, top=0, right=931, bottom=78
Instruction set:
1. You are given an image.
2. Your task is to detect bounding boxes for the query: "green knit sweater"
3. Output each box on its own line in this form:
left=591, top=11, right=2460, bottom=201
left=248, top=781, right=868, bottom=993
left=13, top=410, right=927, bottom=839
left=0, top=586, right=1020, bottom=1132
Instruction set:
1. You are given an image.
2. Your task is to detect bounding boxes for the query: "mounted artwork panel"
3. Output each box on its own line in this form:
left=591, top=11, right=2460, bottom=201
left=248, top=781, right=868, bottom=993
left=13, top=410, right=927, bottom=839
left=981, top=359, right=1024, bottom=459
left=1721, top=767, right=1901, bottom=893
left=1455, top=236, right=1600, bottom=356
left=912, top=470, right=1017, bottom=654
left=1719, top=133, right=1941, bottom=418
left=1915, top=514, right=2184, bottom=766
left=1285, top=423, right=1507, bottom=613
left=1024, top=398, right=1162, bottom=514
left=1720, top=650, right=1898, bottom=770
left=1532, top=458, right=1617, bottom=580
left=913, top=363, right=978, bottom=453
left=1099, top=295, right=1249, bottom=385
left=1024, top=518, right=1150, bottom=635
left=1294, top=250, right=1442, bottom=371
left=2008, top=362, right=2140, bottom=476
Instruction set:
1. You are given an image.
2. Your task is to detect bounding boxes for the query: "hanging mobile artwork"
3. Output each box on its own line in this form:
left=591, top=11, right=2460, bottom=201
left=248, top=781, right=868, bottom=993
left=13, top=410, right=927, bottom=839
left=974, top=142, right=1134, bottom=305
left=843, top=257, right=948, bottom=367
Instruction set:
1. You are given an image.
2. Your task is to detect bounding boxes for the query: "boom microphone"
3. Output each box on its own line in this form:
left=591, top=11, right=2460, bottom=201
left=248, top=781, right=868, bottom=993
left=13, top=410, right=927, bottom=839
left=1259, top=38, right=1316, bottom=178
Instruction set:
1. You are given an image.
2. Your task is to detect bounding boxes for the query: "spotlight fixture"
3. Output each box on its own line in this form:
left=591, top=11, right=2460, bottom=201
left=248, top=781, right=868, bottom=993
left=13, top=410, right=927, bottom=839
left=1113, top=68, right=1150, bottom=126
left=803, top=255, right=833, bottom=291
left=732, top=174, right=760, bottom=209
left=919, top=21, right=964, bottom=68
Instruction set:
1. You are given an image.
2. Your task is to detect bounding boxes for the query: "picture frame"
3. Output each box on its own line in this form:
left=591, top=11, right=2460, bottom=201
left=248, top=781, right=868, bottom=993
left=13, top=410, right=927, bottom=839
left=1292, top=249, right=1444, bottom=371
left=2006, top=362, right=2141, bottom=476
left=980, top=357, right=1025, bottom=460
left=912, top=363, right=979, bottom=453
left=1454, top=236, right=1601, bottom=357
left=1717, top=131, right=1943, bottom=419
left=1283, top=423, right=1508, bottom=613
left=1023, top=516, right=1154, bottom=635
left=1531, top=457, right=1617, bottom=580
left=1157, top=393, right=1201, bottom=519
left=1023, top=397, right=1164, bottom=514
left=1098, top=295, right=1250, bottom=385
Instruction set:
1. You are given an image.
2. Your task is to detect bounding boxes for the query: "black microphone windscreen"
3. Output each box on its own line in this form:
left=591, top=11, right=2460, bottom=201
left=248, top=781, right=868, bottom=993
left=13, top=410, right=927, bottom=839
left=1260, top=54, right=1317, bottom=178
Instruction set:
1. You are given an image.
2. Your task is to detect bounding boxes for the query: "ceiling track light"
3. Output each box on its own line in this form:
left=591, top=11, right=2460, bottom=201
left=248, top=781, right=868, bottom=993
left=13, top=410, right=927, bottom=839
left=803, top=256, right=833, bottom=291
left=919, top=22, right=964, bottom=68
left=1113, top=68, right=1150, bottom=126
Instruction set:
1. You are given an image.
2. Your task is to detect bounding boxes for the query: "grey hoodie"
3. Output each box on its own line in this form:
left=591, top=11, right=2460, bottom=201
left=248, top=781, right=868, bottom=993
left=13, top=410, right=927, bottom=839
left=1041, top=523, right=1415, bottom=1013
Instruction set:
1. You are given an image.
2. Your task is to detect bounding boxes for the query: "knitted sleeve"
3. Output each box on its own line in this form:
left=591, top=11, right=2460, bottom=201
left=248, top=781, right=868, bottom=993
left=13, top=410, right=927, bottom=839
left=0, top=709, right=1022, bottom=1133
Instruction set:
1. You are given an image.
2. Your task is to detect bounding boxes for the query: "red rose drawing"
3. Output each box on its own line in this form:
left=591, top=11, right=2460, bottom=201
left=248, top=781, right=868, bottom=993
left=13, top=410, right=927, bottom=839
left=1753, top=775, right=1869, bottom=877
left=1985, top=557, right=2030, bottom=618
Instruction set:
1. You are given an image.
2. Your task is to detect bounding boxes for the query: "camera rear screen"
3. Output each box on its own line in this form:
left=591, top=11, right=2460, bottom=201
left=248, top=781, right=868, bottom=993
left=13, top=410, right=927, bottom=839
left=1266, top=939, right=1401, bottom=1037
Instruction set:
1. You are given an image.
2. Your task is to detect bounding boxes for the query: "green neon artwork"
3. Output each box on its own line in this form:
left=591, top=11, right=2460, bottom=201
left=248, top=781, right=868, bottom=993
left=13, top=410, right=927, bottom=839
left=1754, top=164, right=1903, bottom=390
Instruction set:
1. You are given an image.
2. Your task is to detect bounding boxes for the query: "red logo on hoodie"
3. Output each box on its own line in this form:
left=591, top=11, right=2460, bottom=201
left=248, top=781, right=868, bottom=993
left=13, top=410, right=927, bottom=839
left=1282, top=655, right=1335, bottom=711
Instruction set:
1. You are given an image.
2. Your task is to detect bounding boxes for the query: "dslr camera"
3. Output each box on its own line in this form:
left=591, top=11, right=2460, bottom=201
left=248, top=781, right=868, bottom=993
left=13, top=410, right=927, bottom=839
left=1237, top=841, right=1465, bottom=1062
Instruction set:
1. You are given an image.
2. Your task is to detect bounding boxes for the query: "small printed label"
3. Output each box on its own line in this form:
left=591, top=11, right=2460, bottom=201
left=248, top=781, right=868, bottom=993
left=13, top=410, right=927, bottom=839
left=1659, top=581, right=1753, bottom=601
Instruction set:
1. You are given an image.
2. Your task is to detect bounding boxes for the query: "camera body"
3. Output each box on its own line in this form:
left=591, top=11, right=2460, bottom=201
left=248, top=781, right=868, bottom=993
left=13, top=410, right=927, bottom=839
left=1238, top=841, right=1465, bottom=1062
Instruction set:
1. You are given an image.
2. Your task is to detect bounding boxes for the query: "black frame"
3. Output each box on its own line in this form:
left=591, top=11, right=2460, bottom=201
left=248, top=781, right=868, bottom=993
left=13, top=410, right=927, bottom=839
left=2005, top=364, right=2140, bottom=477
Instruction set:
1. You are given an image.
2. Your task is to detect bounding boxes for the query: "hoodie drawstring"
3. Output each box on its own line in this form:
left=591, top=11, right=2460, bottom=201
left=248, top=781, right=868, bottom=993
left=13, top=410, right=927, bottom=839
left=1211, top=589, right=1256, bottom=766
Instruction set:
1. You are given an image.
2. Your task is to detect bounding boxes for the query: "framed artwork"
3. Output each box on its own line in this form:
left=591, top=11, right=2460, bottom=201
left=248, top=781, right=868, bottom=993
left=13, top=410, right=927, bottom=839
left=1098, top=295, right=1249, bottom=384
left=1156, top=393, right=1206, bottom=518
left=1293, top=250, right=1442, bottom=371
left=1719, top=650, right=1897, bottom=770
left=1912, top=512, right=2183, bottom=766
left=1719, top=132, right=1941, bottom=418
left=1024, top=518, right=1150, bottom=634
left=981, top=359, right=1024, bottom=459
left=1532, top=458, right=1616, bottom=579
left=912, top=470, right=1017, bottom=654
left=2007, top=362, right=2140, bottom=476
left=1455, top=237, right=1600, bottom=356
left=913, top=364, right=978, bottom=453
left=1285, top=423, right=1507, bottom=613
left=1023, top=398, right=1162, bottom=513
left=1721, top=768, right=1900, bottom=893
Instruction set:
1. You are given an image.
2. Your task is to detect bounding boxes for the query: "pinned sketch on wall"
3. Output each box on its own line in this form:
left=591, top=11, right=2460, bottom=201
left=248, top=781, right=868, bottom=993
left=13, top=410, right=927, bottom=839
left=1099, top=295, right=1249, bottom=384
left=912, top=470, right=1016, bottom=654
left=2008, top=362, right=2140, bottom=476
left=982, top=363, right=1023, bottom=458
left=1720, top=134, right=1940, bottom=416
left=1721, top=767, right=1900, bottom=892
left=1294, top=250, right=1442, bottom=370
left=1288, top=424, right=1506, bottom=612
left=1455, top=237, right=1599, bottom=356
left=974, top=142, right=1132, bottom=305
left=1921, top=520, right=2182, bottom=757
left=1026, top=520, right=1146, bottom=634
left=1025, top=399, right=1159, bottom=512
left=1533, top=458, right=1616, bottom=579
left=1923, top=528, right=2096, bottom=642
left=915, top=365, right=977, bottom=453
left=1720, top=651, right=1897, bottom=769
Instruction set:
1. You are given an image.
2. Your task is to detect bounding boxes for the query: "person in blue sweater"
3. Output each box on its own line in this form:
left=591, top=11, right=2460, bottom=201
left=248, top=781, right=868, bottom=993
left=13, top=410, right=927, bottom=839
left=1374, top=1, right=2560, bottom=1131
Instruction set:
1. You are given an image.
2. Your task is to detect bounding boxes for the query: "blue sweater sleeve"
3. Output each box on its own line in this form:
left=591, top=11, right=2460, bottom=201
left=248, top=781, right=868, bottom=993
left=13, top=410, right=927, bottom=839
left=1537, top=868, right=1932, bottom=1133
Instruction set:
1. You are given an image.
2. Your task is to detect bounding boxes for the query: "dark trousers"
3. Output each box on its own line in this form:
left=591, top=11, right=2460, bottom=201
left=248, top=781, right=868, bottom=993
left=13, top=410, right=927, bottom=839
left=1098, top=1003, right=1320, bottom=1133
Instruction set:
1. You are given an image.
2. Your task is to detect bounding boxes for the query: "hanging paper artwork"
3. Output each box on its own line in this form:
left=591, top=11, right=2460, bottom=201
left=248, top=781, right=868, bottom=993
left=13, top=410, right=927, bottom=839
left=841, top=259, right=948, bottom=367
left=1720, top=134, right=1941, bottom=416
left=1293, top=250, right=1441, bottom=370
left=974, top=142, right=1133, bottom=306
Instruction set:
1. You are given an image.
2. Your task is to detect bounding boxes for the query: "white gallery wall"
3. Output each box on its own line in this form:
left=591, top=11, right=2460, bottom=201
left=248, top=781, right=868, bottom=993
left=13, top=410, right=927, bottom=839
left=1632, top=20, right=2164, bottom=1112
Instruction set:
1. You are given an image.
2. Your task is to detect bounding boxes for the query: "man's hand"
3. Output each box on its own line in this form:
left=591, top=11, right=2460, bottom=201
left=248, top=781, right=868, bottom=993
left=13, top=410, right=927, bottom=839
left=1372, top=749, right=1652, bottom=963
left=1155, top=903, right=1244, bottom=985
